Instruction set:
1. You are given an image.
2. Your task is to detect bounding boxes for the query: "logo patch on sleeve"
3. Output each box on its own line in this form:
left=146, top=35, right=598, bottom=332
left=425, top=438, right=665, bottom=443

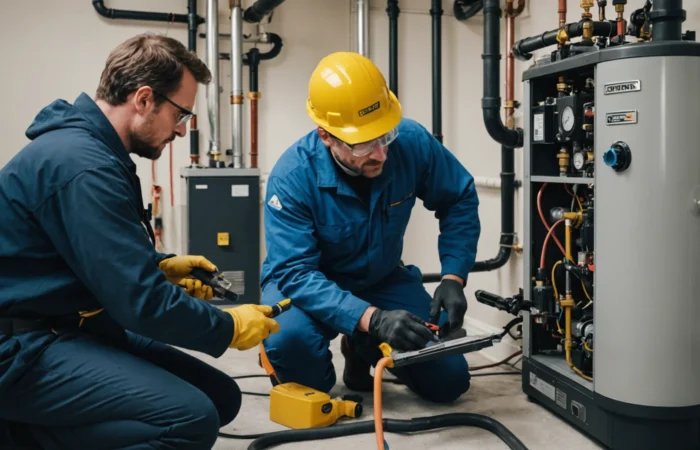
left=268, top=194, right=283, bottom=210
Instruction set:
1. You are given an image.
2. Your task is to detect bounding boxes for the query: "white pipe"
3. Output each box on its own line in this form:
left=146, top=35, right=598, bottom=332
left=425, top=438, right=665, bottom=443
left=474, top=176, right=502, bottom=189
left=357, top=0, right=369, bottom=57
left=206, top=0, right=220, bottom=159
left=231, top=0, right=244, bottom=168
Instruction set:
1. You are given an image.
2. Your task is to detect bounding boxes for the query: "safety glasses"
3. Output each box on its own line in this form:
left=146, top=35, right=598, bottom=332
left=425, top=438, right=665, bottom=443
left=152, top=90, right=193, bottom=127
left=334, top=127, right=399, bottom=157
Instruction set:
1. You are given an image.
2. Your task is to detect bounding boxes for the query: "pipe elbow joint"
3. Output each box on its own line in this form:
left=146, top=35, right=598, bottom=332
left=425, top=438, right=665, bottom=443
left=511, top=41, right=532, bottom=61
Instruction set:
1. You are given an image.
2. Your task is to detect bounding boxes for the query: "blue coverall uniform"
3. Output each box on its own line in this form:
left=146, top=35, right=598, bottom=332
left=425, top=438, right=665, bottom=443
left=0, top=93, right=238, bottom=449
left=260, top=118, right=481, bottom=403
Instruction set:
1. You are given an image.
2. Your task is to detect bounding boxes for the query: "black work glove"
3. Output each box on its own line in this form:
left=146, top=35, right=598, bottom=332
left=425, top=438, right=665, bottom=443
left=430, top=278, right=468, bottom=337
left=368, top=309, right=435, bottom=351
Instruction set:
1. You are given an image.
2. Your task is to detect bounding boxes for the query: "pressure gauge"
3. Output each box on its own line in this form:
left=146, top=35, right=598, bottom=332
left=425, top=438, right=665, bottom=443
left=561, top=106, right=575, bottom=132
left=573, top=151, right=586, bottom=170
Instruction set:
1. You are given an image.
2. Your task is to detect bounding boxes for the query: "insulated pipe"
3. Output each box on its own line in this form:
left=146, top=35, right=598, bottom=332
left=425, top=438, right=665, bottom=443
left=357, top=0, right=370, bottom=57
left=243, top=0, right=285, bottom=23
left=649, top=0, right=686, bottom=41
left=482, top=0, right=523, bottom=148
left=431, top=0, right=443, bottom=143
left=231, top=0, right=244, bottom=168
left=387, top=0, right=400, bottom=97
left=511, top=20, right=615, bottom=61
left=206, top=0, right=220, bottom=161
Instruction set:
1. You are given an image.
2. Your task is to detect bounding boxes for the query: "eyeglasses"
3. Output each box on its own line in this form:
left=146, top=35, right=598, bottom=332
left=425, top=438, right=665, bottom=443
left=152, top=90, right=193, bottom=126
left=333, top=127, right=399, bottom=157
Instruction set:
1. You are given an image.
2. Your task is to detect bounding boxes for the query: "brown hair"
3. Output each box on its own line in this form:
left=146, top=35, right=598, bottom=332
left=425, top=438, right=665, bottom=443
left=95, top=33, right=212, bottom=106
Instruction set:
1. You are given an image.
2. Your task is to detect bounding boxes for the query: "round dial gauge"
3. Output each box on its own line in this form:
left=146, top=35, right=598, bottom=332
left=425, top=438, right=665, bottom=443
left=561, top=106, right=575, bottom=132
left=573, top=151, right=585, bottom=170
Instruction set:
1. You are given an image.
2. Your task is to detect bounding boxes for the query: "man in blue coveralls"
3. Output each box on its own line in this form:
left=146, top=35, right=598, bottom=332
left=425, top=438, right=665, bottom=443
left=260, top=52, right=481, bottom=403
left=0, top=34, right=279, bottom=449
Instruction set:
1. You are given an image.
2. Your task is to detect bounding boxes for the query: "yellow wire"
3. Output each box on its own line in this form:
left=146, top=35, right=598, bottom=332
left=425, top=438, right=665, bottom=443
left=551, top=261, right=563, bottom=335
left=581, top=281, right=593, bottom=302
left=584, top=341, right=593, bottom=352
left=574, top=366, right=593, bottom=381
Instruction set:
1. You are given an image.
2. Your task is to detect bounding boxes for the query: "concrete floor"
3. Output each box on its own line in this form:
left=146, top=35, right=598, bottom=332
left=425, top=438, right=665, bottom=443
left=187, top=339, right=604, bottom=450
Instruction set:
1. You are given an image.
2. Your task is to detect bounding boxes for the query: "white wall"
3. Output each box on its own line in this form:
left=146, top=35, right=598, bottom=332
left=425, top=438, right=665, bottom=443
left=5, top=0, right=698, bottom=340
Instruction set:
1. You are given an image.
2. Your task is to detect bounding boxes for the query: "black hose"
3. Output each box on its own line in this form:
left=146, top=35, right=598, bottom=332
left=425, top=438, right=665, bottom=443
left=387, top=0, right=400, bottom=98
left=511, top=20, right=615, bottom=61
left=245, top=413, right=528, bottom=450
left=649, top=0, right=686, bottom=41
left=482, top=0, right=523, bottom=149
left=431, top=0, right=443, bottom=144
left=92, top=0, right=204, bottom=25
left=243, top=0, right=285, bottom=23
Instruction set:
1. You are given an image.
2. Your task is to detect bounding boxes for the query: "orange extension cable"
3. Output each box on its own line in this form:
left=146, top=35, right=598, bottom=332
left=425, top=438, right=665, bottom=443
left=373, top=356, right=392, bottom=450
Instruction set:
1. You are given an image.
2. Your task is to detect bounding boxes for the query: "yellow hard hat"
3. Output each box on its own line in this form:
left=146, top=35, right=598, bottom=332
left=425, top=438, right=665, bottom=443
left=306, top=52, right=402, bottom=145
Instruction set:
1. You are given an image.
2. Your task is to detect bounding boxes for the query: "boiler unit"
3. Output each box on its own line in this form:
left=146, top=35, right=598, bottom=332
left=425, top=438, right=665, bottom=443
left=475, top=1, right=700, bottom=449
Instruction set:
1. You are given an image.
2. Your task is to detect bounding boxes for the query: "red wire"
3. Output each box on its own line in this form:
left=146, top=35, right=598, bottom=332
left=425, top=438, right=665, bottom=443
left=541, top=219, right=565, bottom=269
left=537, top=183, right=566, bottom=255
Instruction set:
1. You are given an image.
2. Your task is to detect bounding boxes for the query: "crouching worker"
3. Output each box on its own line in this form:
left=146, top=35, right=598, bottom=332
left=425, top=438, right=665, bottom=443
left=0, top=33, right=279, bottom=450
left=259, top=52, right=481, bottom=404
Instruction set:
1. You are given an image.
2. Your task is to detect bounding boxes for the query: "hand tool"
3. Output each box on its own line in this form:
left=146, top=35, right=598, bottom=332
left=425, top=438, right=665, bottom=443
left=190, top=267, right=239, bottom=302
left=269, top=298, right=291, bottom=318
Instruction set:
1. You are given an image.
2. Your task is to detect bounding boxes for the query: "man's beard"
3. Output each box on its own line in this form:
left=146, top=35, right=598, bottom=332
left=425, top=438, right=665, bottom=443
left=129, top=126, right=173, bottom=160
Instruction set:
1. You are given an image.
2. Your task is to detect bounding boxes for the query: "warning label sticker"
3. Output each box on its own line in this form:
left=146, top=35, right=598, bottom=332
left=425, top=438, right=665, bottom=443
left=606, top=110, right=638, bottom=125
left=556, top=388, right=567, bottom=409
left=529, top=373, right=556, bottom=401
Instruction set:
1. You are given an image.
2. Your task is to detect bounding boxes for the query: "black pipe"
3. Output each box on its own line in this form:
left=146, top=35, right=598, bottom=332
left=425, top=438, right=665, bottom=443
left=649, top=0, right=686, bottom=41
left=387, top=0, right=400, bottom=97
left=92, top=0, right=204, bottom=25
left=471, top=144, right=515, bottom=272
left=511, top=20, right=615, bottom=61
left=431, top=0, right=443, bottom=143
left=239, top=33, right=284, bottom=64
left=243, top=0, right=285, bottom=23
left=482, top=0, right=523, bottom=149
left=245, top=413, right=528, bottom=450
left=187, top=0, right=197, bottom=52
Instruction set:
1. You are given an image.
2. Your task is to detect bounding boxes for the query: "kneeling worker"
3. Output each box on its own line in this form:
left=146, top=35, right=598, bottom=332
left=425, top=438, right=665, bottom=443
left=0, top=33, right=279, bottom=449
left=260, top=52, right=481, bottom=403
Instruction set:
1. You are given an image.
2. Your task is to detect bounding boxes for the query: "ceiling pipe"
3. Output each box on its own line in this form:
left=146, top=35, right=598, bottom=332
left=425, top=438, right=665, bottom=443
left=243, top=0, right=285, bottom=23
left=230, top=0, right=244, bottom=169
left=357, top=0, right=370, bottom=57
left=206, top=0, right=220, bottom=164
left=387, top=0, right=400, bottom=97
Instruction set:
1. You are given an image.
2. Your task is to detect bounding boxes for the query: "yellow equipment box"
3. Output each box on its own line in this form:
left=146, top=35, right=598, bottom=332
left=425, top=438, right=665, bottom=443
left=269, top=382, right=363, bottom=429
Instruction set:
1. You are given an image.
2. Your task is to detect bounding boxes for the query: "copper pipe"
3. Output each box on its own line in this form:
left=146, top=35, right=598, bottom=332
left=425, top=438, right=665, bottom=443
left=505, top=0, right=515, bottom=128
left=504, top=0, right=525, bottom=129
left=249, top=92, right=260, bottom=169
left=559, top=0, right=567, bottom=27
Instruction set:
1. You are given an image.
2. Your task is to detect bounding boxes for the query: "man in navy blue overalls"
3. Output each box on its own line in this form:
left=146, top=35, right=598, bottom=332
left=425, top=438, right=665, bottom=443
left=0, top=34, right=279, bottom=449
left=260, top=52, right=481, bottom=403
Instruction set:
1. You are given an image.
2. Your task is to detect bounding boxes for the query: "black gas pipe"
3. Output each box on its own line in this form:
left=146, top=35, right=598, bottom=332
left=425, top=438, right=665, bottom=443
left=243, top=0, right=286, bottom=23
left=422, top=0, right=523, bottom=284
left=387, top=0, right=400, bottom=98
left=431, top=0, right=443, bottom=144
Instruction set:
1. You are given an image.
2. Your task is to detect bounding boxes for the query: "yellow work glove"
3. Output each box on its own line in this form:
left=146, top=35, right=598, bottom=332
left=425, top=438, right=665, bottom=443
left=224, top=304, right=281, bottom=350
left=178, top=277, right=213, bottom=301
left=158, top=255, right=217, bottom=300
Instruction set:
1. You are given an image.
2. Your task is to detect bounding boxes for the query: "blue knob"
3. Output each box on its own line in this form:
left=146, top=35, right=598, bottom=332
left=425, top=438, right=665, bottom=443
left=604, top=141, right=631, bottom=172
left=603, top=148, right=618, bottom=167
